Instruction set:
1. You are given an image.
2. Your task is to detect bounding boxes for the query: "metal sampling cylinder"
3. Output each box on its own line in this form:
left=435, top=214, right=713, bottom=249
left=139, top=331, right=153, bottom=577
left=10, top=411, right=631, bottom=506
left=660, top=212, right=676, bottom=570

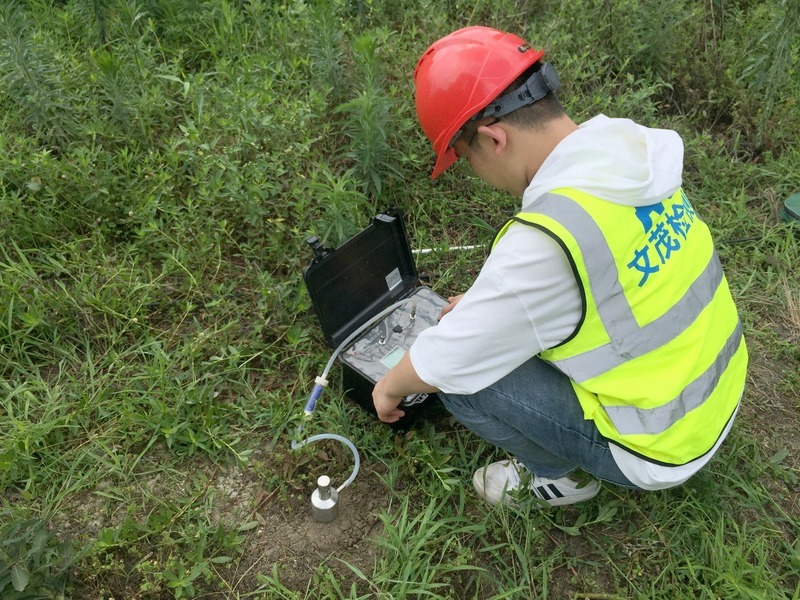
left=311, top=475, right=339, bottom=522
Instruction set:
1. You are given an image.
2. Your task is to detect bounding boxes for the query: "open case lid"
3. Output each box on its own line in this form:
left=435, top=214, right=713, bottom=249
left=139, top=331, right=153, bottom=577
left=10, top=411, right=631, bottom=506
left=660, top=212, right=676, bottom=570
left=303, top=208, right=419, bottom=348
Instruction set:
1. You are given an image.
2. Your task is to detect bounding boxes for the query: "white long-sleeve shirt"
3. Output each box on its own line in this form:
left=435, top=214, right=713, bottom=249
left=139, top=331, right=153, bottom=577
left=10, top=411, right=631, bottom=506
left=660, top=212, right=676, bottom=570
left=410, top=115, right=736, bottom=489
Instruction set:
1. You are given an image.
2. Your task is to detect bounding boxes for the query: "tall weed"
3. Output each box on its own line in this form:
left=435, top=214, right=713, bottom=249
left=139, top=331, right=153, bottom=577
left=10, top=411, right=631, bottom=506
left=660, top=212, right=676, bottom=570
left=308, top=0, right=348, bottom=105
left=335, top=32, right=403, bottom=199
left=0, top=2, right=74, bottom=149
left=739, top=0, right=800, bottom=147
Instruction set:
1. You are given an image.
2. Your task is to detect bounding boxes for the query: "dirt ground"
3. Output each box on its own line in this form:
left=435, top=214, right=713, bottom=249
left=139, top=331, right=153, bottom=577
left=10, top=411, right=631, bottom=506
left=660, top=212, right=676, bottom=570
left=216, top=455, right=389, bottom=593
left=52, top=439, right=392, bottom=596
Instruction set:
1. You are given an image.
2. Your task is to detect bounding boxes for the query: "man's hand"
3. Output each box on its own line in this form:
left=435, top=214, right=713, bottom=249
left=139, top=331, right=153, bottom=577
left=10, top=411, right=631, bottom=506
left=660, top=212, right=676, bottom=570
left=438, top=294, right=464, bottom=320
left=372, top=351, right=438, bottom=423
left=372, top=378, right=406, bottom=423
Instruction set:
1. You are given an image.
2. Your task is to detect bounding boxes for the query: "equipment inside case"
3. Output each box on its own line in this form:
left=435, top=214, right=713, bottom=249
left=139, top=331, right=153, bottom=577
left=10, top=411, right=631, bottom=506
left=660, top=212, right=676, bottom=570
left=303, top=209, right=447, bottom=425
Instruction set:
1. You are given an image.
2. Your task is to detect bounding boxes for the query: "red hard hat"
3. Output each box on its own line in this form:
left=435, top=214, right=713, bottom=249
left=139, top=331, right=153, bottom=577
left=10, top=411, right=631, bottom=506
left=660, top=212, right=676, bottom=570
left=414, top=26, right=545, bottom=178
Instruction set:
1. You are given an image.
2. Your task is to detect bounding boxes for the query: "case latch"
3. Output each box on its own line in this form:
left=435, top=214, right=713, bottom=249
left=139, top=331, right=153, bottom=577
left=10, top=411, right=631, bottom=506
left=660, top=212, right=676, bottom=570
left=305, top=235, right=333, bottom=262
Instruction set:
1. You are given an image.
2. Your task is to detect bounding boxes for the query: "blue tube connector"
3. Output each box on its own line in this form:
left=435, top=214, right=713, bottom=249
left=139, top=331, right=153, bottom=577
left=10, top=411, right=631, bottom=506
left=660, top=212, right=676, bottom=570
left=304, top=376, right=329, bottom=415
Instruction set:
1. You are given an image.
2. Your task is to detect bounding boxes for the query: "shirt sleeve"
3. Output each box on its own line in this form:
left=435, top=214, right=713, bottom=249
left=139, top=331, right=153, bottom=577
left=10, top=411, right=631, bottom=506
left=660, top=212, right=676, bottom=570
left=409, top=223, right=583, bottom=395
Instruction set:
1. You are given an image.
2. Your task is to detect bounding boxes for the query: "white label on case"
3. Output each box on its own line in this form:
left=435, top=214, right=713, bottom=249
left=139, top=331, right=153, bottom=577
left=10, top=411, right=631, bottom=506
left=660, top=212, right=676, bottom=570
left=385, top=267, right=402, bottom=290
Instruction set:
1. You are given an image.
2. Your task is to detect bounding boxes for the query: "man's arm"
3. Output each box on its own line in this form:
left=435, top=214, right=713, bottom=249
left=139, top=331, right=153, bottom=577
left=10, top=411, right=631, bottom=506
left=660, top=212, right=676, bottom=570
left=372, top=352, right=439, bottom=423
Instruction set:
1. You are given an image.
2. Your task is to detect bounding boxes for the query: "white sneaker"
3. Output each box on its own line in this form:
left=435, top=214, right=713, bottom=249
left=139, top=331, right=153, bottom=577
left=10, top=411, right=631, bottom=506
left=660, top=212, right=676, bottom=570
left=472, top=459, right=600, bottom=507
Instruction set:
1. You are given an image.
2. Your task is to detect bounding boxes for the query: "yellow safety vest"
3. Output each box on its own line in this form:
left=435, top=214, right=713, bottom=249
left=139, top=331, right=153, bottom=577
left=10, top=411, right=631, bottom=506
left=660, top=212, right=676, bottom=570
left=493, top=188, right=748, bottom=465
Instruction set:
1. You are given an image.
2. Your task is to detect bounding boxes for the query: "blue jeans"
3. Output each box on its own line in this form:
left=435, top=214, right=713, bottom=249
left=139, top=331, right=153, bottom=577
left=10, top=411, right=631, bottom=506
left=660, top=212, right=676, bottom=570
left=439, top=356, right=638, bottom=488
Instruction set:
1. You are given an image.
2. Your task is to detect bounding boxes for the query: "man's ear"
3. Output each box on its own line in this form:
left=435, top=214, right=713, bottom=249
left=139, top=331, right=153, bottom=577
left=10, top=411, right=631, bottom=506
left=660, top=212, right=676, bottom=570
left=478, top=122, right=508, bottom=155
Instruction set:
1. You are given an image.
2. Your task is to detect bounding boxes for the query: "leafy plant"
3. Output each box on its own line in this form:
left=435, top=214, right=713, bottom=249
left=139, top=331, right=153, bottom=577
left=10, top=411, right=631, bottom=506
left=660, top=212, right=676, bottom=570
left=0, top=514, right=84, bottom=599
left=304, top=166, right=372, bottom=246
left=334, top=31, right=403, bottom=199
left=739, top=0, right=800, bottom=145
left=308, top=0, right=347, bottom=105
left=0, top=2, right=74, bottom=149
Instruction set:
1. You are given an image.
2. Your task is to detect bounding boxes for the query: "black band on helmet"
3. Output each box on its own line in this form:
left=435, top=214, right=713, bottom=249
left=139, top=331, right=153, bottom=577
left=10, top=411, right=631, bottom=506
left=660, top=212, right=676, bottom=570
left=480, top=62, right=560, bottom=119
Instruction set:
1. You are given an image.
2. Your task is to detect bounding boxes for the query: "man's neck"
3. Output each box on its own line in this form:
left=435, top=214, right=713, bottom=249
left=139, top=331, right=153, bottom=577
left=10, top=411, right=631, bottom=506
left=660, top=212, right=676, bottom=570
left=519, top=115, right=578, bottom=195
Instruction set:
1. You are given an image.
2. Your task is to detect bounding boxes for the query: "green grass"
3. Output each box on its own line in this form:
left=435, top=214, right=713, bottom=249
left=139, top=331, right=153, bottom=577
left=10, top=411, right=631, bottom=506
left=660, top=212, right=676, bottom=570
left=1, top=0, right=799, bottom=598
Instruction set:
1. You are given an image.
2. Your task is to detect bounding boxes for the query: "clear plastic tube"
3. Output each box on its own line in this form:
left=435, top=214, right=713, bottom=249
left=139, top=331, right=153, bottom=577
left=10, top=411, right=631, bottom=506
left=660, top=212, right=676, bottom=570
left=304, top=297, right=411, bottom=414
left=290, top=432, right=360, bottom=492
left=296, top=298, right=411, bottom=492
left=320, top=298, right=411, bottom=380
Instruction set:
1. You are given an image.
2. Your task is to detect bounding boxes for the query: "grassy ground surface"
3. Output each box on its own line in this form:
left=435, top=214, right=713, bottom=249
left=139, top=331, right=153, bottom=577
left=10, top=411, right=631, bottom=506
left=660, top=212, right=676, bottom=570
left=1, top=0, right=799, bottom=598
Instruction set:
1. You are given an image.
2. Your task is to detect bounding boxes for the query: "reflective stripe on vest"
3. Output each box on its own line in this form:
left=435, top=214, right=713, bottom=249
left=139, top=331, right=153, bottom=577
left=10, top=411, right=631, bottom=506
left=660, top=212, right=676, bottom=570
left=533, top=193, right=724, bottom=384
left=503, top=191, right=744, bottom=444
left=604, top=319, right=743, bottom=435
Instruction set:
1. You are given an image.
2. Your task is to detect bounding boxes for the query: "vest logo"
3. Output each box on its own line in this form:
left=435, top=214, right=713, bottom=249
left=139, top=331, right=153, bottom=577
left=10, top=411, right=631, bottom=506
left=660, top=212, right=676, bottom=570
left=518, top=44, right=531, bottom=53
left=627, top=191, right=696, bottom=287
left=634, top=203, right=665, bottom=232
